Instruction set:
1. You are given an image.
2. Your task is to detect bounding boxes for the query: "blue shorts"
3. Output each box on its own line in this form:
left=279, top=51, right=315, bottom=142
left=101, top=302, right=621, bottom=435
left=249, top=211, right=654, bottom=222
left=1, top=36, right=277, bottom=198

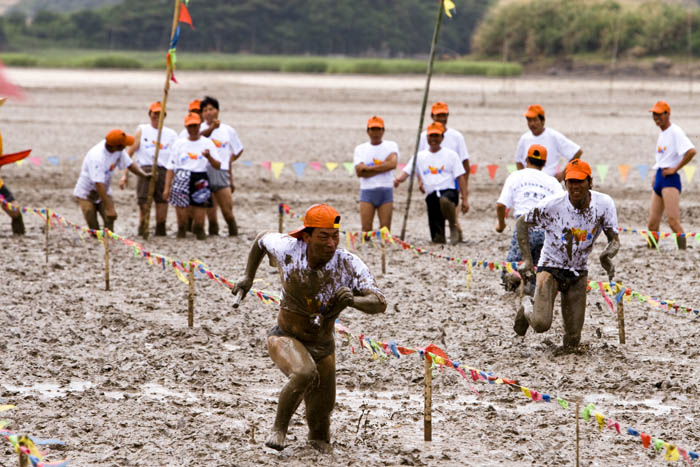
left=0, top=184, right=15, bottom=202
left=359, top=187, right=393, bottom=208
left=653, top=168, right=682, bottom=197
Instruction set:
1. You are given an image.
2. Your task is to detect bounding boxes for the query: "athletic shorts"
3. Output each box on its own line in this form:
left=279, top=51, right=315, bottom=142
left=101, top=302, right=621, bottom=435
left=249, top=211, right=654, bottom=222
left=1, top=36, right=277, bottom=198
left=359, top=187, right=393, bottom=208
left=0, top=184, right=15, bottom=203
left=207, top=167, right=231, bottom=192
left=169, top=170, right=212, bottom=208
left=653, top=168, right=682, bottom=197
left=136, top=165, right=167, bottom=204
left=538, top=267, right=587, bottom=292
left=268, top=325, right=335, bottom=362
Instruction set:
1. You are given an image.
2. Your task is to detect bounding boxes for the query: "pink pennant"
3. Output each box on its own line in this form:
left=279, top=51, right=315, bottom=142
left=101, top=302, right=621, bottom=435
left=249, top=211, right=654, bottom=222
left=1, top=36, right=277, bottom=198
left=29, top=157, right=41, bottom=166
left=310, top=161, right=322, bottom=171
left=261, top=161, right=271, bottom=171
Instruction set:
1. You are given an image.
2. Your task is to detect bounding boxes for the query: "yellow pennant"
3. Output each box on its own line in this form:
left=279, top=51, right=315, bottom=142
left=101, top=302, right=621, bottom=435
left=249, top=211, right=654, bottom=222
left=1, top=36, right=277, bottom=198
left=665, top=443, right=680, bottom=462
left=325, top=162, right=338, bottom=172
left=465, top=261, right=472, bottom=289
left=173, top=267, right=189, bottom=284
left=594, top=412, right=605, bottom=431
left=521, top=386, right=531, bottom=398
left=443, top=0, right=456, bottom=17
left=682, top=165, right=697, bottom=183
left=271, top=162, right=285, bottom=179
left=0, top=404, right=15, bottom=412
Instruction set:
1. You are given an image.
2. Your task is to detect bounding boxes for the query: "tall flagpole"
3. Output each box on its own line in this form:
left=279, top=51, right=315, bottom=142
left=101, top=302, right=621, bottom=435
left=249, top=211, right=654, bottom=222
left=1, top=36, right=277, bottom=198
left=399, top=0, right=445, bottom=240
left=142, top=0, right=182, bottom=240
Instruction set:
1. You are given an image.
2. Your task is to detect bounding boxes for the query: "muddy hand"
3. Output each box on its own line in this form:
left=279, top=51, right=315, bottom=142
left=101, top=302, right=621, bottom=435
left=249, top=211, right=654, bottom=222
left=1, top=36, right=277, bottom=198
left=327, top=286, right=354, bottom=317
left=232, top=276, right=253, bottom=304
left=517, top=260, right=535, bottom=284
left=600, top=254, right=615, bottom=282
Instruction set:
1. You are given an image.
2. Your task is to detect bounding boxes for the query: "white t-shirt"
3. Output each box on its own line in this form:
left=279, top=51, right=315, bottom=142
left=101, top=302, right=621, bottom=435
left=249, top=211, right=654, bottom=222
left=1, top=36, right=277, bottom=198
left=132, top=124, right=177, bottom=168
left=167, top=136, right=218, bottom=172
left=497, top=168, right=564, bottom=218
left=200, top=121, right=244, bottom=169
left=653, top=123, right=695, bottom=170
left=258, top=233, right=384, bottom=315
left=404, top=147, right=465, bottom=197
left=515, top=128, right=580, bottom=177
left=353, top=140, right=400, bottom=190
left=418, top=127, right=469, bottom=162
left=524, top=190, right=618, bottom=271
left=73, top=140, right=132, bottom=200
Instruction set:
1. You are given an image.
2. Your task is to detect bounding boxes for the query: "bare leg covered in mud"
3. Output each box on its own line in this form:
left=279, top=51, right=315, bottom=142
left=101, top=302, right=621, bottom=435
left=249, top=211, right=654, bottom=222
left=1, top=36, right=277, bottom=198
left=265, top=335, right=335, bottom=452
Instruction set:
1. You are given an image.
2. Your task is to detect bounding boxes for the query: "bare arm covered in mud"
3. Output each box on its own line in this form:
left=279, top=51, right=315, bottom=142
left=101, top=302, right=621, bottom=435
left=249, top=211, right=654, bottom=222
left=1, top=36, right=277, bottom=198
left=231, top=231, right=269, bottom=300
left=329, top=286, right=386, bottom=316
left=599, top=230, right=620, bottom=281
left=516, top=215, right=535, bottom=280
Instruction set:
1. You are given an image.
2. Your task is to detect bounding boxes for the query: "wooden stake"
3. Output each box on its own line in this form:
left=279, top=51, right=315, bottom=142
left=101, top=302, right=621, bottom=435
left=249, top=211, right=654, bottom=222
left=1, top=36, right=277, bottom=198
left=18, top=449, right=28, bottom=467
left=617, top=293, right=626, bottom=345
left=575, top=400, right=580, bottom=467
left=188, top=261, right=195, bottom=328
left=381, top=238, right=386, bottom=274
left=104, top=228, right=110, bottom=291
left=278, top=204, right=284, bottom=233
left=45, top=208, right=50, bottom=264
left=142, top=0, right=182, bottom=240
left=424, top=355, right=432, bottom=442
left=399, top=0, right=445, bottom=240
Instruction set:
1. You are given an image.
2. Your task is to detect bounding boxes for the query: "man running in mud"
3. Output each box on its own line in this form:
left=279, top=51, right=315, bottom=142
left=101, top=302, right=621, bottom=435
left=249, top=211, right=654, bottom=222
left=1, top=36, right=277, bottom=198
left=232, top=204, right=386, bottom=452
left=514, top=159, right=619, bottom=349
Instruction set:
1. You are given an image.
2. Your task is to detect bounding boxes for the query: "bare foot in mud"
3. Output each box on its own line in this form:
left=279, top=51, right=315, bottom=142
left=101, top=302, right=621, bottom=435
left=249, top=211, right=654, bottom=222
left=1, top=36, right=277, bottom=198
left=309, top=439, right=333, bottom=454
left=265, top=431, right=286, bottom=451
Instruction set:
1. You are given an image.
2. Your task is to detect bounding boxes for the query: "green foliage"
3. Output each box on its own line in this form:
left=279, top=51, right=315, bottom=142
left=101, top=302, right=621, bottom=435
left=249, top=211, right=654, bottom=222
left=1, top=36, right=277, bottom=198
left=85, top=55, right=143, bottom=68
left=473, top=0, right=700, bottom=60
left=280, top=59, right=329, bottom=73
left=0, top=53, right=39, bottom=66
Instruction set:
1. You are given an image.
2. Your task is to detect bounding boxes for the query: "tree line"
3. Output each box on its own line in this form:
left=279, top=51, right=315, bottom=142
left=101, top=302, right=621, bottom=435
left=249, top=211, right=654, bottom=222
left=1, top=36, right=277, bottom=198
left=473, top=0, right=700, bottom=61
left=0, top=0, right=492, bottom=56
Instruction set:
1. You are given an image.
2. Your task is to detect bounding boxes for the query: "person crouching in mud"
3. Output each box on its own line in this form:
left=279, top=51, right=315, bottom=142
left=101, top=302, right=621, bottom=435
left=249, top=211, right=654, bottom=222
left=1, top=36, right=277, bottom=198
left=514, top=159, right=619, bottom=349
left=232, top=204, right=386, bottom=452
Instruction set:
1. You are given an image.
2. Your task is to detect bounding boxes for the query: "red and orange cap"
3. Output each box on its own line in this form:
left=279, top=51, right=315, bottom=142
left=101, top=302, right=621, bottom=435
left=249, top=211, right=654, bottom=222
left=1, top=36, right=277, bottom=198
left=426, top=121, right=445, bottom=136
left=149, top=101, right=162, bottom=113
left=649, top=100, right=670, bottom=114
left=184, top=112, right=202, bottom=126
left=524, top=104, right=545, bottom=118
left=105, top=129, right=135, bottom=147
left=289, top=204, right=341, bottom=239
left=188, top=99, right=201, bottom=112
left=431, top=101, right=449, bottom=115
left=527, top=144, right=547, bottom=161
left=367, top=115, right=384, bottom=129
left=565, top=159, right=591, bottom=181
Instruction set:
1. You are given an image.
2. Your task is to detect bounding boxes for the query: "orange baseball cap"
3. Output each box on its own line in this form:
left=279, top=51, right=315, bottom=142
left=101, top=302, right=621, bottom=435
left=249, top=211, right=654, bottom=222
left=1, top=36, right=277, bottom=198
left=105, top=129, right=135, bottom=147
left=524, top=104, right=545, bottom=118
left=184, top=112, right=202, bottom=126
left=426, top=121, right=445, bottom=135
left=649, top=100, right=670, bottom=114
left=149, top=101, right=162, bottom=113
left=431, top=101, right=449, bottom=115
left=367, top=115, right=384, bottom=129
left=527, top=144, right=547, bottom=161
left=188, top=99, right=201, bottom=112
left=565, top=159, right=592, bottom=181
left=289, top=204, right=341, bottom=239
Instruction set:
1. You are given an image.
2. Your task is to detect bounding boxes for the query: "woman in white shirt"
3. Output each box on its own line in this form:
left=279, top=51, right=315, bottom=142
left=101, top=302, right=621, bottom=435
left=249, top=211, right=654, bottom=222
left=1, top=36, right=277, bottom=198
left=163, top=112, right=220, bottom=240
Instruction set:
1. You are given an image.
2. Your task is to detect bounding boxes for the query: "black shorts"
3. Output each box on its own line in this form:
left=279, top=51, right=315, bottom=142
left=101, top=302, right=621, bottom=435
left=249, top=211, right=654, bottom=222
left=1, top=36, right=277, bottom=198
left=0, top=184, right=15, bottom=202
left=268, top=325, right=335, bottom=362
left=539, top=267, right=587, bottom=292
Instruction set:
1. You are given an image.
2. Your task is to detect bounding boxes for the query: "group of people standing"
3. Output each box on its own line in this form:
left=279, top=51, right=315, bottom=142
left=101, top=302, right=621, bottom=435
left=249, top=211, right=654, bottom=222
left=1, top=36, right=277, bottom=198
left=71, top=96, right=243, bottom=239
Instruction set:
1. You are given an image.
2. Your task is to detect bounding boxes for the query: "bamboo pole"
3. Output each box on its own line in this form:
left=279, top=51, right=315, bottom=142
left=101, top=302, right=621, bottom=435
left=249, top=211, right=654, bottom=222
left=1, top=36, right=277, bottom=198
left=424, top=355, right=433, bottom=442
left=278, top=204, right=283, bottom=233
left=104, top=228, right=110, bottom=291
left=617, top=291, right=626, bottom=345
left=688, top=10, right=693, bottom=98
left=142, top=0, right=182, bottom=240
left=188, top=260, right=195, bottom=328
left=399, top=0, right=445, bottom=240
left=381, top=239, right=386, bottom=274
left=45, top=208, right=50, bottom=264
left=18, top=448, right=28, bottom=467
left=575, top=400, right=580, bottom=467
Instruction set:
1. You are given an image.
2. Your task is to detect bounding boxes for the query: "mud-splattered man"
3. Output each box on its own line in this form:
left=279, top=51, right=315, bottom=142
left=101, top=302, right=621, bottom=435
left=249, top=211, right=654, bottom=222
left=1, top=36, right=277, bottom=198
left=232, top=204, right=386, bottom=452
left=514, top=159, right=619, bottom=349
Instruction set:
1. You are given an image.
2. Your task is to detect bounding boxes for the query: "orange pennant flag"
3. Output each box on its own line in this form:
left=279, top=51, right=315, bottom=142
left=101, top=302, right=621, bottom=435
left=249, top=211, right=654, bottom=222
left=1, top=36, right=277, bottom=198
left=487, top=164, right=499, bottom=180
left=179, top=2, right=194, bottom=29
left=618, top=164, right=631, bottom=183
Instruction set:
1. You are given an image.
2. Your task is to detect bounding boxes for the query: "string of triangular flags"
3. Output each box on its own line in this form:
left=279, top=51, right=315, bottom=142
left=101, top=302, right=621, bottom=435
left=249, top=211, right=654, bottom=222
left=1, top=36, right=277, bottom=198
left=1, top=405, right=68, bottom=467
left=167, top=0, right=194, bottom=84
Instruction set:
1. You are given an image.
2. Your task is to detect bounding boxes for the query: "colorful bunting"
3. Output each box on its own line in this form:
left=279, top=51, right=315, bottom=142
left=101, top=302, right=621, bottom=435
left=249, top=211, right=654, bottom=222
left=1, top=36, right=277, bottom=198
left=271, top=162, right=284, bottom=179
left=486, top=164, right=498, bottom=180
left=682, top=165, right=696, bottom=183
left=596, top=164, right=609, bottom=183
left=618, top=164, right=631, bottom=183
left=292, top=161, right=306, bottom=179
left=178, top=2, right=194, bottom=29
left=636, top=164, right=649, bottom=180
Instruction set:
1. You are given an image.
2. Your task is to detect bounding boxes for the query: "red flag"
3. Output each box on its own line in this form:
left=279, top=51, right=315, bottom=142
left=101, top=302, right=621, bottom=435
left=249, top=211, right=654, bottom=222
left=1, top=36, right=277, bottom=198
left=179, top=3, right=194, bottom=29
left=469, top=164, right=478, bottom=175
left=0, top=150, right=32, bottom=167
left=0, top=59, right=24, bottom=99
left=487, top=164, right=499, bottom=180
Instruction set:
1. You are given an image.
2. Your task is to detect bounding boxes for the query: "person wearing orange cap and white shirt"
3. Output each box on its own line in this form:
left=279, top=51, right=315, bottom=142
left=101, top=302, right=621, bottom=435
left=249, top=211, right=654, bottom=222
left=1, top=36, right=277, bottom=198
left=417, top=101, right=470, bottom=240
left=163, top=112, right=220, bottom=240
left=232, top=203, right=386, bottom=453
left=395, top=122, right=468, bottom=244
left=514, top=159, right=619, bottom=350
left=178, top=99, right=202, bottom=139
left=353, top=115, right=399, bottom=233
left=647, top=100, right=696, bottom=250
left=73, top=129, right=151, bottom=232
left=515, top=105, right=582, bottom=181
left=119, top=101, right=178, bottom=237
left=496, top=144, right=563, bottom=292
left=0, top=122, right=25, bottom=235
left=199, top=95, right=244, bottom=236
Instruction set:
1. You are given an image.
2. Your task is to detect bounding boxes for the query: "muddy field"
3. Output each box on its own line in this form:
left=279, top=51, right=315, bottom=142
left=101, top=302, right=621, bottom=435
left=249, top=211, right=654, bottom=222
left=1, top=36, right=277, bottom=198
left=1, top=69, right=699, bottom=466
